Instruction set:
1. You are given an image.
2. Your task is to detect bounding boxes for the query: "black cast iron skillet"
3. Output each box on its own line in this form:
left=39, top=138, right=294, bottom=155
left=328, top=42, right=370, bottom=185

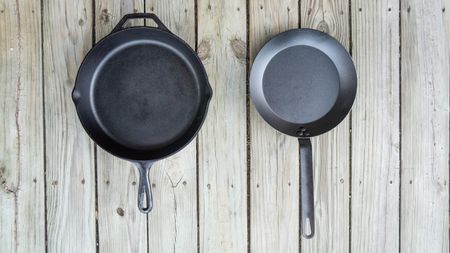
left=250, top=29, right=357, bottom=238
left=73, top=13, right=212, bottom=213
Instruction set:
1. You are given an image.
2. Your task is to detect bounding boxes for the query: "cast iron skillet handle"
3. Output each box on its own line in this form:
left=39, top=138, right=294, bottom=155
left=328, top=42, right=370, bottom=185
left=299, top=138, right=315, bottom=238
left=134, top=161, right=154, bottom=213
left=112, top=13, right=170, bottom=33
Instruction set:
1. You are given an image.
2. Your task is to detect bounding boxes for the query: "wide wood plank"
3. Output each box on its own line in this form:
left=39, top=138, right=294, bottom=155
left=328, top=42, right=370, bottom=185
left=94, top=1, right=147, bottom=253
left=43, top=0, right=96, bottom=251
left=400, top=0, right=449, bottom=252
left=300, top=1, right=350, bottom=252
left=145, top=1, right=198, bottom=252
left=248, top=1, right=300, bottom=252
left=0, top=0, right=45, bottom=252
left=197, top=0, right=247, bottom=252
left=351, top=1, right=400, bottom=252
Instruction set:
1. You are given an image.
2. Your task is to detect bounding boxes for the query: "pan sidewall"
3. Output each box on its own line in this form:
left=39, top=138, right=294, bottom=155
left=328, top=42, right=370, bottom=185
left=249, top=29, right=357, bottom=137
left=73, top=27, right=212, bottom=161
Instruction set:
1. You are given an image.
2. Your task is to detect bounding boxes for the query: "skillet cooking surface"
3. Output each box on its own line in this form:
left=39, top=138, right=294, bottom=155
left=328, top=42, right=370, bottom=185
left=93, top=41, right=200, bottom=150
left=262, top=45, right=339, bottom=124
left=74, top=27, right=211, bottom=160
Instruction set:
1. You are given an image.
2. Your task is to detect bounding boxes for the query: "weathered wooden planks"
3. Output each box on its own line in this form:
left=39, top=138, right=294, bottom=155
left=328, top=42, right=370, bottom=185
left=197, top=0, right=248, bottom=252
left=0, top=0, right=45, bottom=252
left=1, top=0, right=450, bottom=252
left=352, top=1, right=401, bottom=252
left=248, top=1, right=300, bottom=252
left=94, top=1, right=147, bottom=253
left=400, top=0, right=449, bottom=252
left=351, top=1, right=400, bottom=252
left=145, top=1, right=198, bottom=252
left=300, top=1, right=351, bottom=252
left=43, top=0, right=96, bottom=251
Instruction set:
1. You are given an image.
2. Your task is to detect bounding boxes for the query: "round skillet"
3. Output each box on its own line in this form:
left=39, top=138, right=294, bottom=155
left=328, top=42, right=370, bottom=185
left=250, top=29, right=357, bottom=238
left=73, top=13, right=212, bottom=213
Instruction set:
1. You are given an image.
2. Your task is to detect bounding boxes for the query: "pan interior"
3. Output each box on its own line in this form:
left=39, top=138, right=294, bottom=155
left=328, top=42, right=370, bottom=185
left=262, top=45, right=339, bottom=124
left=92, top=41, right=200, bottom=150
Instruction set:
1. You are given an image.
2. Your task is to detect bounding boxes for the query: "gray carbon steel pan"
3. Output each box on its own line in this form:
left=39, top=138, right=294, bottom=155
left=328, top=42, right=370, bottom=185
left=73, top=13, right=212, bottom=213
left=250, top=29, right=357, bottom=238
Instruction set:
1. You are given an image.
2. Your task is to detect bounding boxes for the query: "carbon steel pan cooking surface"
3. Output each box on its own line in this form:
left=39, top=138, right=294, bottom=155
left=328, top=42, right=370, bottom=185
left=262, top=45, right=339, bottom=124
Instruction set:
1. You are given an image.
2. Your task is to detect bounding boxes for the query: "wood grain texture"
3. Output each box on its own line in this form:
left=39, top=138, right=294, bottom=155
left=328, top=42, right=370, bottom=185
left=300, top=1, right=350, bottom=252
left=248, top=1, right=300, bottom=252
left=351, top=1, right=400, bottom=252
left=447, top=1, right=450, bottom=248
left=94, top=1, right=147, bottom=252
left=2, top=0, right=450, bottom=252
left=145, top=1, right=198, bottom=252
left=0, top=0, right=45, bottom=252
left=400, top=0, right=449, bottom=252
left=197, top=0, right=247, bottom=252
left=43, top=0, right=96, bottom=251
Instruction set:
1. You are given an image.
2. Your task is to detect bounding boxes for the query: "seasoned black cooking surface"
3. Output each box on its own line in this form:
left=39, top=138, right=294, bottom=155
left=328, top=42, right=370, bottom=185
left=262, top=45, right=339, bottom=124
left=93, top=42, right=200, bottom=150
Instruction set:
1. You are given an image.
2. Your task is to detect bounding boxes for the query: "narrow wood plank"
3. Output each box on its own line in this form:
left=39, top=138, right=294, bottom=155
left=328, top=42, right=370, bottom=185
left=300, top=1, right=350, bottom=252
left=248, top=1, right=300, bottom=252
left=94, top=1, right=147, bottom=253
left=197, top=0, right=247, bottom=252
left=43, top=0, right=96, bottom=251
left=351, top=1, right=400, bottom=252
left=400, top=1, right=449, bottom=252
left=0, top=0, right=45, bottom=252
left=145, top=1, right=198, bottom=252
left=446, top=1, right=450, bottom=246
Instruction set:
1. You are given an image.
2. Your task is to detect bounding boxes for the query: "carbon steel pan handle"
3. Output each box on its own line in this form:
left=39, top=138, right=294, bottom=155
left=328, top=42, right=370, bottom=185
left=299, top=138, right=315, bottom=238
left=112, top=13, right=169, bottom=33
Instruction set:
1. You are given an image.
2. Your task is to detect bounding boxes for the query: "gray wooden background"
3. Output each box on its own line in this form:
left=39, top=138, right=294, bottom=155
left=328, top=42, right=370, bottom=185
left=1, top=0, right=449, bottom=252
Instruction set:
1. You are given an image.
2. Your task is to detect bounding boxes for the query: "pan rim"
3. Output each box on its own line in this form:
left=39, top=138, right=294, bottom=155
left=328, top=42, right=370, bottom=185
left=73, top=26, right=212, bottom=161
left=250, top=28, right=357, bottom=137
